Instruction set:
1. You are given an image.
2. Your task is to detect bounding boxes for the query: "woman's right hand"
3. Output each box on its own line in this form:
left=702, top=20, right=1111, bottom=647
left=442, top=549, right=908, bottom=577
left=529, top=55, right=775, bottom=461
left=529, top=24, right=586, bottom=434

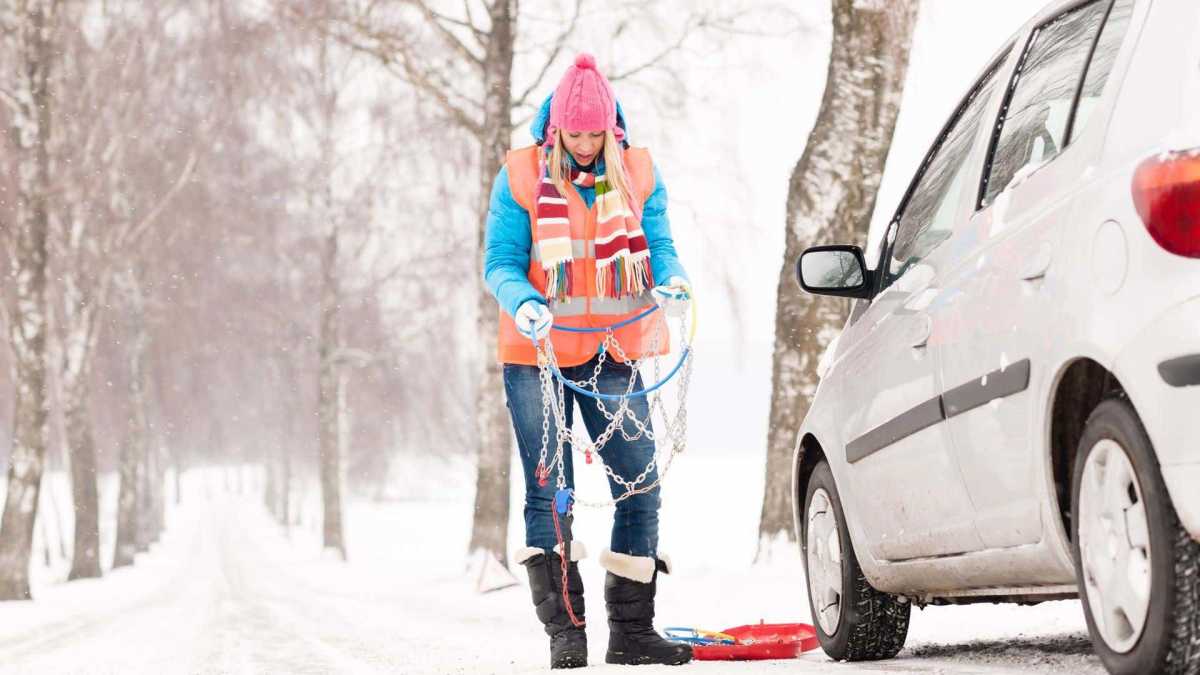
left=515, top=300, right=554, bottom=341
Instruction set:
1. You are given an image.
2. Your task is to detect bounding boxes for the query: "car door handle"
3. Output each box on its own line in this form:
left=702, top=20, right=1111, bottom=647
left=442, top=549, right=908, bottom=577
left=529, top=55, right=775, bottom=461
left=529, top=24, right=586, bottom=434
left=908, top=313, right=933, bottom=349
left=1020, top=242, right=1054, bottom=281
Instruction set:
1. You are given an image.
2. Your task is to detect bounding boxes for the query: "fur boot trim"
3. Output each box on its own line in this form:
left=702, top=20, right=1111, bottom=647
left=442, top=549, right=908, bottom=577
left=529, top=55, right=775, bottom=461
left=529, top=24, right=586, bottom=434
left=554, top=541, right=588, bottom=562
left=515, top=546, right=545, bottom=565
left=599, top=549, right=657, bottom=583
left=516, top=542, right=589, bottom=565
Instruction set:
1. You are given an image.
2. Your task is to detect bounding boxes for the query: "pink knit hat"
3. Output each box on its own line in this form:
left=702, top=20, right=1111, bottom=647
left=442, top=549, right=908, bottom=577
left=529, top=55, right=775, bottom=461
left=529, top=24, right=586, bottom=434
left=548, top=53, right=623, bottom=145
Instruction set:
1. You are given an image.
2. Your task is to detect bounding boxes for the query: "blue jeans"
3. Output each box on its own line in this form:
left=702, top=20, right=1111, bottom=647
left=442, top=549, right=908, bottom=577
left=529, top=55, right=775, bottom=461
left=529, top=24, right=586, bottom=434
left=504, top=355, right=660, bottom=557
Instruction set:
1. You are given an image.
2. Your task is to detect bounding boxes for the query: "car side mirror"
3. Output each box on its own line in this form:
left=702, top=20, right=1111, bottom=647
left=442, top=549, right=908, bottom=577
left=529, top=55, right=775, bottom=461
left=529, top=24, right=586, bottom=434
left=796, top=245, right=873, bottom=300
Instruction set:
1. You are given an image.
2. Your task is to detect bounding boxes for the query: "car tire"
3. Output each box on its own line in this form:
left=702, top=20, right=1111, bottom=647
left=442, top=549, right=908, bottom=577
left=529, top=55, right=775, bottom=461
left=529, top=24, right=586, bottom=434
left=802, top=460, right=910, bottom=661
left=1071, top=397, right=1200, bottom=675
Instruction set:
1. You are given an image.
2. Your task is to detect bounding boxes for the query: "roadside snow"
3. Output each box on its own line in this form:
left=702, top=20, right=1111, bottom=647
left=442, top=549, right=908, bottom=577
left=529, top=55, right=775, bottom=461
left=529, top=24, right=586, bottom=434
left=0, top=465, right=1105, bottom=674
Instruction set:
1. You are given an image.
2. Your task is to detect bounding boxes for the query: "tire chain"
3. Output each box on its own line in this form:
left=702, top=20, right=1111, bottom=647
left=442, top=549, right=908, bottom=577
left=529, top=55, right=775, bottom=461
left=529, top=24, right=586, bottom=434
left=533, top=307, right=693, bottom=508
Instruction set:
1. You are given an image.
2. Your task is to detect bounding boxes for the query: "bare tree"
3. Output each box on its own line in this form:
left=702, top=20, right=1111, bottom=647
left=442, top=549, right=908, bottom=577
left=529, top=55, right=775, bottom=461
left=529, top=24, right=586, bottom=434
left=327, top=0, right=528, bottom=576
left=317, top=154, right=347, bottom=559
left=44, top=1, right=199, bottom=579
left=0, top=0, right=60, bottom=602
left=758, top=0, right=920, bottom=550
left=306, top=8, right=350, bottom=559
left=141, top=0, right=298, bottom=516
left=3, top=3, right=313, bottom=584
left=272, top=0, right=422, bottom=558
left=13, top=0, right=207, bottom=579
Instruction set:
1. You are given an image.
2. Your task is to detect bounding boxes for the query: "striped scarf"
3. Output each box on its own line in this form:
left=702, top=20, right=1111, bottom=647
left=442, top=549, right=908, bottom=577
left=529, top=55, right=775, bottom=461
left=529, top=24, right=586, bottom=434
left=535, top=160, right=653, bottom=302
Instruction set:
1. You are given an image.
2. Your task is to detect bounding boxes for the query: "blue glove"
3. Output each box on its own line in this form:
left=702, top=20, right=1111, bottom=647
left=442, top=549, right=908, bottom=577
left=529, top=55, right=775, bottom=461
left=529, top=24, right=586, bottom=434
left=651, top=276, right=691, bottom=318
left=515, top=300, right=553, bottom=341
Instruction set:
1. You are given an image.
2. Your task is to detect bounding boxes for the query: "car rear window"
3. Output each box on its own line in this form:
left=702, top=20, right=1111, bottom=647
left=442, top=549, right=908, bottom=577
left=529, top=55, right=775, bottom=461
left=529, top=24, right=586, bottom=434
left=980, top=0, right=1114, bottom=208
left=1069, top=0, right=1135, bottom=142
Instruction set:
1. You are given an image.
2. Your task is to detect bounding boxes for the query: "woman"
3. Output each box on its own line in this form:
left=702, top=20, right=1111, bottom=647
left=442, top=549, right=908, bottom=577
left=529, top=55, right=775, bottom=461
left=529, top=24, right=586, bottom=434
left=483, top=53, right=693, bottom=669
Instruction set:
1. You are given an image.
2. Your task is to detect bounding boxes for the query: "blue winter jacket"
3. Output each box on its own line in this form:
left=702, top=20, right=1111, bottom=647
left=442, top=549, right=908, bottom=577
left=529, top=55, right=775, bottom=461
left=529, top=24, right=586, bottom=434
left=483, top=95, right=689, bottom=318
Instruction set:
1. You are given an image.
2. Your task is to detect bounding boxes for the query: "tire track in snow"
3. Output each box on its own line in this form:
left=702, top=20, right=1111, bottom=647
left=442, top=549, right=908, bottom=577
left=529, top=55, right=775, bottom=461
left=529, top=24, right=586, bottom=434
left=0, top=500, right=367, bottom=674
left=189, top=510, right=353, bottom=674
left=211, top=501, right=454, bottom=671
left=0, top=508, right=211, bottom=670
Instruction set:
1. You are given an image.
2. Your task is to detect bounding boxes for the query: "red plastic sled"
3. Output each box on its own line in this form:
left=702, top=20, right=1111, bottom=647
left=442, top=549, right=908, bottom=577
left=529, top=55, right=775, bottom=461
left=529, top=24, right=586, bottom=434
left=690, top=622, right=820, bottom=661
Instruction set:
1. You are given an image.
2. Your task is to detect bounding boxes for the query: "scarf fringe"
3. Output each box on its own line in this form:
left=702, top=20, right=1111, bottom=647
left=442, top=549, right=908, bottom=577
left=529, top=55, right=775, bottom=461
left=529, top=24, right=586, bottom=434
left=596, top=253, right=653, bottom=299
left=545, top=260, right=573, bottom=303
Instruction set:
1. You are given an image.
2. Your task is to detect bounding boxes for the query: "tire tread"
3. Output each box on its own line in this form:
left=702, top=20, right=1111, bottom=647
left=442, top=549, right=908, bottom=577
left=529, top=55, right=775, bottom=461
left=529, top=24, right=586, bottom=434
left=804, top=460, right=910, bottom=662
left=1163, top=518, right=1200, bottom=674
left=843, top=568, right=910, bottom=661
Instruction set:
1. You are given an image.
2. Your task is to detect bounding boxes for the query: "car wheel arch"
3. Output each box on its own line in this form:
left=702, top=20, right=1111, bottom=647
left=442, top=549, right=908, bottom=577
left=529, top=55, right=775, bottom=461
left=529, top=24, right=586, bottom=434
left=1047, top=357, right=1128, bottom=544
left=792, top=433, right=828, bottom=535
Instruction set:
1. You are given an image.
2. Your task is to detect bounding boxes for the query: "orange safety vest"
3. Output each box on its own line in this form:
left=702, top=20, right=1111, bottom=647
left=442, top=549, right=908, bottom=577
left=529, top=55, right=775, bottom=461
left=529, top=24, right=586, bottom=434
left=497, top=145, right=669, bottom=367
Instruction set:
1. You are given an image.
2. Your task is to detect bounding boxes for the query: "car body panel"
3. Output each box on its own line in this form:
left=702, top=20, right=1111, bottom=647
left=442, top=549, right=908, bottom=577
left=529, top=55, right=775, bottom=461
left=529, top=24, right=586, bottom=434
left=829, top=275, right=984, bottom=561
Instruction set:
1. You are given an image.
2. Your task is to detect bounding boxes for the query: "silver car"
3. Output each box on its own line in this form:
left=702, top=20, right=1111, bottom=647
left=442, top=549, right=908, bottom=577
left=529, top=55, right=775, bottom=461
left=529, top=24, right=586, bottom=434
left=792, top=1, right=1200, bottom=673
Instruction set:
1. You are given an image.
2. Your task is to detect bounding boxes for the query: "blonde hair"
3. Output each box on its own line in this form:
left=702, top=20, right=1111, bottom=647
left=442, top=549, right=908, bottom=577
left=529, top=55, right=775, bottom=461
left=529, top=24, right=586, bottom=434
left=548, top=129, right=640, bottom=218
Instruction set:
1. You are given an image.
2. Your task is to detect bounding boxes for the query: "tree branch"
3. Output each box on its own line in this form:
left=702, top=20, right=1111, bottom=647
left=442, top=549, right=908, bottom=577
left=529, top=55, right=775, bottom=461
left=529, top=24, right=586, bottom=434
left=609, top=12, right=710, bottom=83
left=407, top=0, right=485, bottom=67
left=462, top=0, right=487, bottom=47
left=513, top=0, right=583, bottom=109
left=0, top=85, right=19, bottom=115
left=327, top=14, right=484, bottom=135
left=117, top=152, right=198, bottom=250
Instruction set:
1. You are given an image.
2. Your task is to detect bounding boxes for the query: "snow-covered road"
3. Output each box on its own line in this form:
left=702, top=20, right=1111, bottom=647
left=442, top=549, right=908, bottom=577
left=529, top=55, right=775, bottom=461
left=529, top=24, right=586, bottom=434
left=0, top=482, right=1108, bottom=675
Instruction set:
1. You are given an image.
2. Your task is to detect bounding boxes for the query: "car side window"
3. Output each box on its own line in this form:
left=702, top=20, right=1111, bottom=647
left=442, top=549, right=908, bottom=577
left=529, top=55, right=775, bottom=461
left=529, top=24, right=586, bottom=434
left=979, top=0, right=1111, bottom=208
left=885, top=56, right=1007, bottom=286
left=1068, top=0, right=1135, bottom=142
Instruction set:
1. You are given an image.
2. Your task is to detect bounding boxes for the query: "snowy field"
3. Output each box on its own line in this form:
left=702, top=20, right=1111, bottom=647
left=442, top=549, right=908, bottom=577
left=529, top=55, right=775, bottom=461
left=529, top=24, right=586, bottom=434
left=0, top=464, right=1104, bottom=675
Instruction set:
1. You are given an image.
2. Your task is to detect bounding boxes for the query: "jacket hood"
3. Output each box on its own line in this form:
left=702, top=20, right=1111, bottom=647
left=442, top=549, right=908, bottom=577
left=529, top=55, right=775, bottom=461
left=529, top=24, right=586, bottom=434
left=530, top=93, right=629, bottom=147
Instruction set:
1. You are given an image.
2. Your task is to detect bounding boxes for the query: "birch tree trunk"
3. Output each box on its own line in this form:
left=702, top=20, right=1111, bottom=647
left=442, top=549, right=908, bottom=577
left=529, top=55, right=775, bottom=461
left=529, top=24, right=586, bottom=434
left=145, top=376, right=167, bottom=545
left=135, top=434, right=155, bottom=552
left=273, top=356, right=296, bottom=526
left=314, top=24, right=346, bottom=559
left=57, top=260, right=104, bottom=580
left=467, top=0, right=517, bottom=572
left=280, top=439, right=291, bottom=526
left=318, top=222, right=346, bottom=558
left=0, top=0, right=58, bottom=602
left=113, top=431, right=139, bottom=569
left=758, top=0, right=919, bottom=548
left=63, top=370, right=101, bottom=579
left=264, top=459, right=279, bottom=519
left=114, top=269, right=148, bottom=567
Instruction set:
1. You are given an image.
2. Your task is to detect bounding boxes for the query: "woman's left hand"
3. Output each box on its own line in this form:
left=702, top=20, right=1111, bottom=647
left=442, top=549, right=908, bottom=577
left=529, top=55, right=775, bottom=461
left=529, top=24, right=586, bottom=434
left=651, top=276, right=691, bottom=318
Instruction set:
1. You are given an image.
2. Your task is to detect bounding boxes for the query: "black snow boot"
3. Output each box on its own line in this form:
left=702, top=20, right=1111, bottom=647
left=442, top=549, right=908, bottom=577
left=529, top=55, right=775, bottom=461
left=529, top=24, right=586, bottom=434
left=600, top=550, right=693, bottom=666
left=519, top=545, right=588, bottom=669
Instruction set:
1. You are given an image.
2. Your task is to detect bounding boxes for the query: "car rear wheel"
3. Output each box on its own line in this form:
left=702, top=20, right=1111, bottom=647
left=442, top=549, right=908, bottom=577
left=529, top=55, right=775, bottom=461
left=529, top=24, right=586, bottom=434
left=802, top=460, right=910, bottom=661
left=1072, top=397, right=1200, bottom=675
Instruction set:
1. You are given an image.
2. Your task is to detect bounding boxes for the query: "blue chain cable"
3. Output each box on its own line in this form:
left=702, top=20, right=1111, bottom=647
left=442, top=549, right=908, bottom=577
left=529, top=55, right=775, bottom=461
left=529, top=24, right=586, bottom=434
left=529, top=304, right=691, bottom=400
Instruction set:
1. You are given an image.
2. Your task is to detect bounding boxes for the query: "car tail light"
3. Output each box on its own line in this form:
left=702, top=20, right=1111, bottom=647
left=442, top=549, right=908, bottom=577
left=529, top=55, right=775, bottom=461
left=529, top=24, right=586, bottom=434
left=1132, top=149, right=1200, bottom=258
